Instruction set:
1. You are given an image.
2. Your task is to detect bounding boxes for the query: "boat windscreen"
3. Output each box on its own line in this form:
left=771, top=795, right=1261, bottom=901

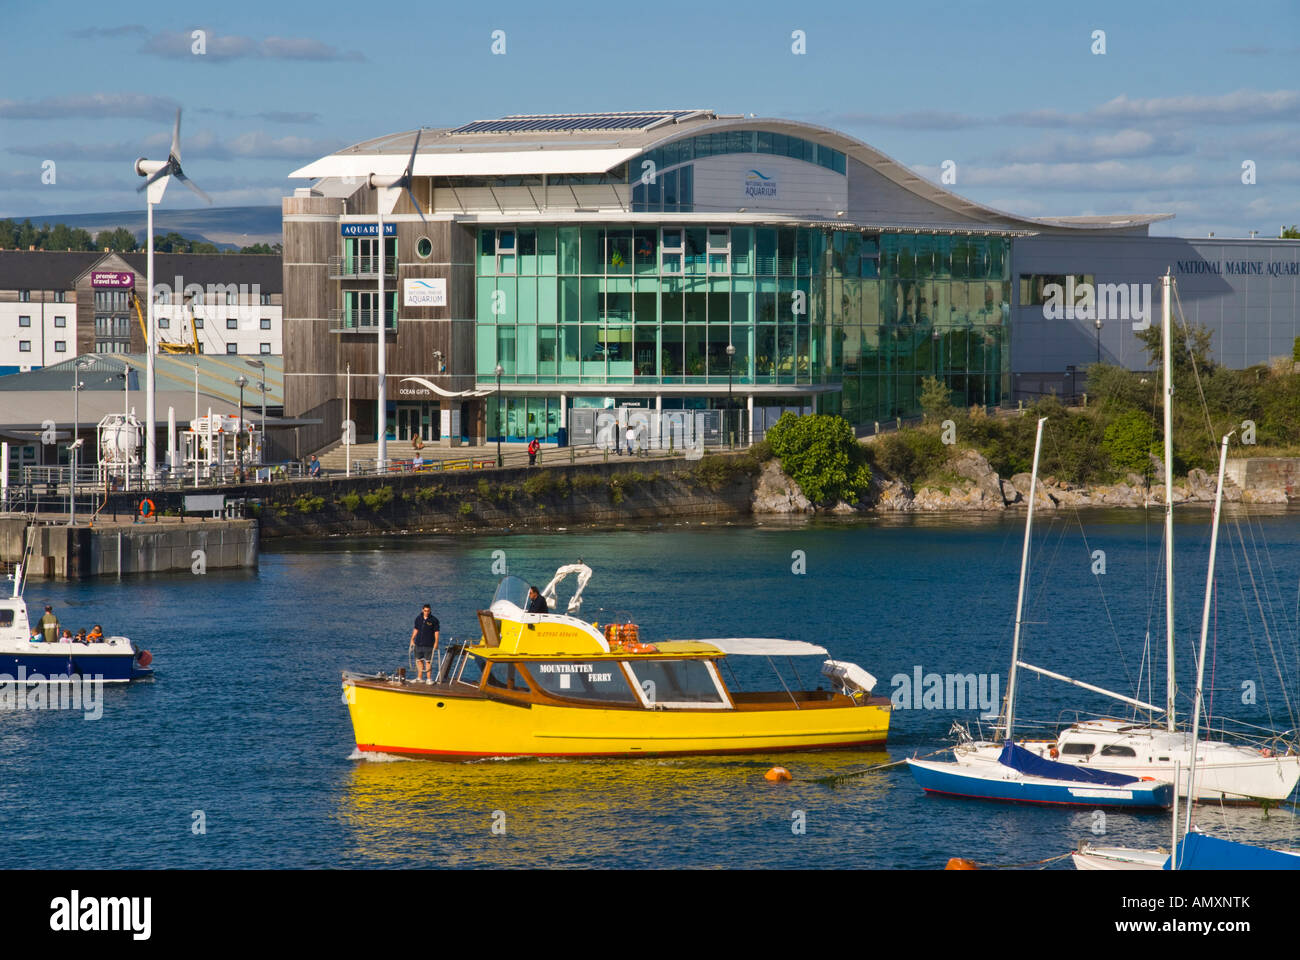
left=492, top=575, right=531, bottom=610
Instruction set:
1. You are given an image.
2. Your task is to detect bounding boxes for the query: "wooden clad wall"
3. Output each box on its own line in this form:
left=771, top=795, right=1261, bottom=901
left=283, top=190, right=480, bottom=455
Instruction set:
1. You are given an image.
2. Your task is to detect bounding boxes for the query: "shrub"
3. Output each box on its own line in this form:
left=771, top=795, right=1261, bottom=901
left=1103, top=410, right=1158, bottom=475
left=458, top=501, right=473, bottom=516
left=362, top=486, right=393, bottom=511
left=293, top=495, right=325, bottom=514
left=414, top=484, right=444, bottom=504
left=338, top=492, right=361, bottom=512
left=871, top=428, right=946, bottom=485
left=523, top=470, right=572, bottom=498
left=766, top=413, right=872, bottom=504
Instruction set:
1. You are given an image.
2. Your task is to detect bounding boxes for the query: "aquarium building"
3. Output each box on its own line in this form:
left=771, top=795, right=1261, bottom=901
left=283, top=110, right=1172, bottom=450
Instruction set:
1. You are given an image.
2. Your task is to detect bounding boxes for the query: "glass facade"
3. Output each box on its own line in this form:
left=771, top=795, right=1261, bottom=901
left=475, top=226, right=1010, bottom=429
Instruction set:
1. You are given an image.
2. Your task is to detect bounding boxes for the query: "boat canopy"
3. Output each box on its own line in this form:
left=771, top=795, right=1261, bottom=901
left=997, top=741, right=1140, bottom=787
left=688, top=638, right=829, bottom=657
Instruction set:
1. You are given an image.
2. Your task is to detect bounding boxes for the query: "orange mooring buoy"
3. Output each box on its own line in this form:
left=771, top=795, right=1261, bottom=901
left=945, top=857, right=978, bottom=870
left=764, top=767, right=792, bottom=782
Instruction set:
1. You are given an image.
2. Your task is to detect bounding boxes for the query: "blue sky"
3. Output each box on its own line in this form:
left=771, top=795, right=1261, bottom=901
left=2, top=0, right=1297, bottom=237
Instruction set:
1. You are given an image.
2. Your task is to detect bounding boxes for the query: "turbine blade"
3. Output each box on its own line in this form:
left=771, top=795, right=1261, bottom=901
left=403, top=128, right=421, bottom=178
left=171, top=108, right=182, bottom=163
left=405, top=187, right=427, bottom=223
left=174, top=171, right=212, bottom=204
left=137, top=165, right=171, bottom=192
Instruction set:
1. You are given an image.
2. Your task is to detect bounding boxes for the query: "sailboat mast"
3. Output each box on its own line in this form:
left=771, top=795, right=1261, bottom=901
left=1003, top=416, right=1047, bottom=743
left=1183, top=431, right=1233, bottom=843
left=1162, top=271, right=1176, bottom=732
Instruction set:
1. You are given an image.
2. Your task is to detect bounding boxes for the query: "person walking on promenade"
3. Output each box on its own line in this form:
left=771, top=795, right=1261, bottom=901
left=409, top=603, right=441, bottom=683
left=38, top=605, right=60, bottom=643
left=527, top=437, right=540, bottom=467
left=625, top=425, right=637, bottom=457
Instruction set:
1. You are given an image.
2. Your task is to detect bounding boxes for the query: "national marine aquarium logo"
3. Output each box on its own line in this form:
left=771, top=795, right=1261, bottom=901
left=891, top=666, right=1000, bottom=717
left=744, top=169, right=778, bottom=199
left=402, top=278, right=447, bottom=308
left=1040, top=277, right=1153, bottom=331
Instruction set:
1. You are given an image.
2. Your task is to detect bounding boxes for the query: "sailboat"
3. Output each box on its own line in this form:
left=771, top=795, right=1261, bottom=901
left=907, top=417, right=1173, bottom=810
left=951, top=272, right=1300, bottom=803
left=1075, top=432, right=1300, bottom=869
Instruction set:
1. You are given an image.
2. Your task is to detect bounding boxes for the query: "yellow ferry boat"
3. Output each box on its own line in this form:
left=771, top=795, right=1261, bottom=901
left=342, top=564, right=891, bottom=760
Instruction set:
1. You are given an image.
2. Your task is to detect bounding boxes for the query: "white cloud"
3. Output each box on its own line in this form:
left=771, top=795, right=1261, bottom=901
left=0, top=93, right=177, bottom=120
left=140, top=29, right=365, bottom=62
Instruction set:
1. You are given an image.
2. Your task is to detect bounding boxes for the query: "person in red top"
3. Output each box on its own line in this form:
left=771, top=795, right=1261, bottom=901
left=527, top=437, right=540, bottom=467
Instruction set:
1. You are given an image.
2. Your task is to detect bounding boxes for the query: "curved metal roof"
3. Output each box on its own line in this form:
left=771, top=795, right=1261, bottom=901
left=289, top=111, right=1171, bottom=234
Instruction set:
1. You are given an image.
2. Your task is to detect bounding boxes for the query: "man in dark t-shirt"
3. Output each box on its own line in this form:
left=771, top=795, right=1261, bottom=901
left=409, top=604, right=440, bottom=683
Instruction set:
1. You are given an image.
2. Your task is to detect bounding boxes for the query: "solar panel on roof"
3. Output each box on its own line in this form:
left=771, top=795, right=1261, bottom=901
left=450, top=111, right=702, bottom=135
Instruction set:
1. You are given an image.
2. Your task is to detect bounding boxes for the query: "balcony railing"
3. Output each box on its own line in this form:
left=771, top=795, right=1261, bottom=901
left=329, top=308, right=398, bottom=333
left=328, top=255, right=398, bottom=278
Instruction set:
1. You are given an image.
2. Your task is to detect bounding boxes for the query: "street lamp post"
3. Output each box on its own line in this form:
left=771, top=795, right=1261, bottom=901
left=725, top=343, right=736, bottom=448
left=1094, top=318, right=1103, bottom=366
left=235, top=374, right=248, bottom=480
left=494, top=363, right=503, bottom=468
left=69, top=357, right=93, bottom=525
left=246, top=358, right=266, bottom=466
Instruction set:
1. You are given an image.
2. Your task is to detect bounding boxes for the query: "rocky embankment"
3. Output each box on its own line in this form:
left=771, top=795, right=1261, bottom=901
left=752, top=448, right=1292, bottom=516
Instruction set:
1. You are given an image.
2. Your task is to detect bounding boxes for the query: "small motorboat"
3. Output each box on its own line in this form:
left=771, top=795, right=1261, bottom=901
left=1, top=562, right=154, bottom=684
left=342, top=563, right=890, bottom=760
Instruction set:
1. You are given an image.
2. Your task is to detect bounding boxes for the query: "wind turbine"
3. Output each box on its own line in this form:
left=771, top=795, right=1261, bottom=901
left=364, top=129, right=425, bottom=472
left=135, top=108, right=210, bottom=485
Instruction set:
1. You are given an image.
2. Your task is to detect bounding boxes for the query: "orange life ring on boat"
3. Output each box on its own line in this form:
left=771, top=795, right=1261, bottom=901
left=138, top=498, right=155, bottom=519
left=1049, top=746, right=1059, bottom=759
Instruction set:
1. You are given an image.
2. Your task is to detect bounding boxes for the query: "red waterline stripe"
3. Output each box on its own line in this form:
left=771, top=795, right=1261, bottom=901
left=357, top=737, right=888, bottom=759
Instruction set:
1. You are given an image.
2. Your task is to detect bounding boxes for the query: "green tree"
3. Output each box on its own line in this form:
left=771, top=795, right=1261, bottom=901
left=1282, top=225, right=1299, bottom=240
left=95, top=227, right=138, bottom=251
left=766, top=413, right=872, bottom=505
left=919, top=375, right=953, bottom=423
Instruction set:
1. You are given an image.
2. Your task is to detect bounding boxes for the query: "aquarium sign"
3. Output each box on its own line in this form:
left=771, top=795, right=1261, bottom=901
left=340, top=222, right=396, bottom=237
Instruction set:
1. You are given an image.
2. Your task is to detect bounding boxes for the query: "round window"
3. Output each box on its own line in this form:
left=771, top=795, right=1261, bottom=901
left=416, top=237, right=432, bottom=259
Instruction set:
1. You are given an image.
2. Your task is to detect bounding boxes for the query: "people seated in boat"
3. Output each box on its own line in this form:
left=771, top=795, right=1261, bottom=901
left=88, top=625, right=104, bottom=643
left=59, top=629, right=73, bottom=643
left=39, top=605, right=60, bottom=643
left=525, top=586, right=549, bottom=614
left=74, top=628, right=88, bottom=644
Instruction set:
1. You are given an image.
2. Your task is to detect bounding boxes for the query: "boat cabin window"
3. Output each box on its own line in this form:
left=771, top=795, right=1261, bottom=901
left=627, top=660, right=729, bottom=709
left=486, top=663, right=533, bottom=694
left=526, top=661, right=638, bottom=703
left=1061, top=743, right=1095, bottom=756
left=1099, top=745, right=1137, bottom=758
left=491, top=576, right=532, bottom=610
left=0, top=609, right=13, bottom=627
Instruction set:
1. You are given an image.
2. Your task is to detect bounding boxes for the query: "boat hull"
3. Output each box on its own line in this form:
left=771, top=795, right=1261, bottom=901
left=344, top=678, right=891, bottom=759
left=0, top=648, right=150, bottom=683
left=1071, top=845, right=1169, bottom=870
left=907, top=758, right=1173, bottom=809
left=955, top=737, right=1300, bottom=803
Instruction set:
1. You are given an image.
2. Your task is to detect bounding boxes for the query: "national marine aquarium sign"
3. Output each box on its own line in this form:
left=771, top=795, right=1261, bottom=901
left=744, top=168, right=778, bottom=199
left=403, top=278, right=446, bottom=307
left=91, top=271, right=134, bottom=288
left=1177, top=258, right=1300, bottom=277
left=340, top=222, right=396, bottom=237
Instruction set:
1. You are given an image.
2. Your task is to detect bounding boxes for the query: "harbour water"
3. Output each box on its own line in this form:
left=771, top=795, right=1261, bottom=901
left=5, top=510, right=1300, bottom=869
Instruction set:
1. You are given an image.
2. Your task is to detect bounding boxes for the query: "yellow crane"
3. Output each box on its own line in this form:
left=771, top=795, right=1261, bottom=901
left=129, top=289, right=199, bottom=354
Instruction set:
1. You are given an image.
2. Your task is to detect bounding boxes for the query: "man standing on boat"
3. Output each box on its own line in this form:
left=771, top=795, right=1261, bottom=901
left=38, top=605, right=60, bottom=643
left=410, top=604, right=440, bottom=684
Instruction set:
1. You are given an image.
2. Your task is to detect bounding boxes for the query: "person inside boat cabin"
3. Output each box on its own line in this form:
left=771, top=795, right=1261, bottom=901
left=525, top=586, right=549, bottom=614
left=38, top=605, right=60, bottom=643
left=410, top=604, right=440, bottom=683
